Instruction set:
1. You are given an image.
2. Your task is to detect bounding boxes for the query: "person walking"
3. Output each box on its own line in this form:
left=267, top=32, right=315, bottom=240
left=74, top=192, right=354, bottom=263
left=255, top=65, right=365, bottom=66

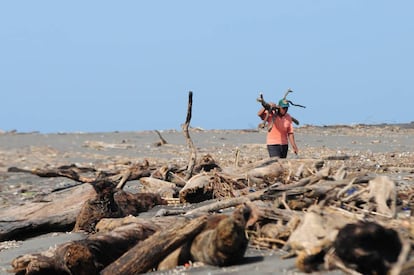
left=258, top=98, right=298, bottom=158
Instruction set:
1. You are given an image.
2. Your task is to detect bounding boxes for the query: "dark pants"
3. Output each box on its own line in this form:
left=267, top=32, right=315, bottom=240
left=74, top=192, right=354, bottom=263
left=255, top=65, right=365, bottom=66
left=267, top=144, right=289, bottom=158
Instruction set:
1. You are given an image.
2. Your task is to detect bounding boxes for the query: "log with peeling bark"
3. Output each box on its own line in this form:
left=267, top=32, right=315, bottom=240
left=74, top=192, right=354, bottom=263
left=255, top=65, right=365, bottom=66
left=190, top=203, right=254, bottom=266
left=101, top=215, right=208, bottom=275
left=179, top=173, right=214, bottom=203
left=158, top=203, right=258, bottom=270
left=73, top=179, right=167, bottom=233
left=179, top=171, right=252, bottom=204
left=11, top=222, right=159, bottom=275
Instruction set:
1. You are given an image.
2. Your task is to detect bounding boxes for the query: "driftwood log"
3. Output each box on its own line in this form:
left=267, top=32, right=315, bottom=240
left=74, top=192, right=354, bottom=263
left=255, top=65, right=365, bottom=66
left=7, top=164, right=98, bottom=183
left=190, top=203, right=253, bottom=266
left=73, top=179, right=166, bottom=233
left=11, top=222, right=159, bottom=275
left=158, top=203, right=258, bottom=270
left=153, top=130, right=168, bottom=147
left=8, top=161, right=155, bottom=187
left=0, top=184, right=95, bottom=241
left=101, top=215, right=207, bottom=274
left=332, top=221, right=403, bottom=275
left=182, top=91, right=197, bottom=180
left=139, top=177, right=179, bottom=198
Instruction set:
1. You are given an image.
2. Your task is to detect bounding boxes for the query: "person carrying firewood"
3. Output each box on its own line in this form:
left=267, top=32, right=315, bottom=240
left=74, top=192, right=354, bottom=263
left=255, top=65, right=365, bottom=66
left=257, top=96, right=299, bottom=158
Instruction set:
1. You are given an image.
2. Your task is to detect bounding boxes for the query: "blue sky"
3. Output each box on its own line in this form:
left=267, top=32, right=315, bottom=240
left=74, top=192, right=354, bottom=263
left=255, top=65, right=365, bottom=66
left=1, top=1, right=413, bottom=133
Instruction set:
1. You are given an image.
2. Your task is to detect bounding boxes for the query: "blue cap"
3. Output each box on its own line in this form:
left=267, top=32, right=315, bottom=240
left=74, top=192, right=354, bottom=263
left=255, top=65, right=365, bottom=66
left=278, top=99, right=289, bottom=108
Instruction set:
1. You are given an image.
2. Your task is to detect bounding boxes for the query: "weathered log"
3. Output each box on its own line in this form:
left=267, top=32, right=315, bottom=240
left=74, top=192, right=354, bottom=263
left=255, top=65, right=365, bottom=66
left=150, top=164, right=187, bottom=186
left=109, top=161, right=154, bottom=187
left=0, top=184, right=95, bottom=241
left=11, top=222, right=158, bottom=275
left=194, top=154, right=221, bottom=173
left=247, top=160, right=286, bottom=184
left=179, top=173, right=213, bottom=203
left=287, top=205, right=356, bottom=252
left=114, top=191, right=167, bottom=216
left=153, top=130, right=168, bottom=146
left=158, top=203, right=258, bottom=270
left=259, top=216, right=301, bottom=241
left=366, top=175, right=397, bottom=218
left=258, top=205, right=303, bottom=223
left=182, top=91, right=197, bottom=180
left=73, top=180, right=122, bottom=233
left=9, top=161, right=155, bottom=191
left=95, top=216, right=191, bottom=233
left=179, top=169, right=254, bottom=204
left=8, top=164, right=98, bottom=183
left=184, top=190, right=264, bottom=217
left=101, top=215, right=208, bottom=275
left=73, top=179, right=167, bottom=233
left=139, top=177, right=179, bottom=198
left=286, top=205, right=357, bottom=272
left=190, top=203, right=252, bottom=266
left=333, top=221, right=403, bottom=275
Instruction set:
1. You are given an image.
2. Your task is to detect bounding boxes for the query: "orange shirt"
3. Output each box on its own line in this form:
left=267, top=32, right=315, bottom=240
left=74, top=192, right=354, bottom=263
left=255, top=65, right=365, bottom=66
left=260, top=110, right=293, bottom=145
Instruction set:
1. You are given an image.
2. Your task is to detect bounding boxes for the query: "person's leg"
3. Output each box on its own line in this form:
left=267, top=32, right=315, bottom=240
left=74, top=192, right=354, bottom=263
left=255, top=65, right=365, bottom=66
left=280, top=144, right=289, bottom=158
left=267, top=144, right=282, bottom=158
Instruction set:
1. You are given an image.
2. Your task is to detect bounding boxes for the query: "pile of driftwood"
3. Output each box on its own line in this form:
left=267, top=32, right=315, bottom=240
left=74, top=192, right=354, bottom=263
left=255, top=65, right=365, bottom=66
left=2, top=92, right=414, bottom=274
left=4, top=154, right=414, bottom=274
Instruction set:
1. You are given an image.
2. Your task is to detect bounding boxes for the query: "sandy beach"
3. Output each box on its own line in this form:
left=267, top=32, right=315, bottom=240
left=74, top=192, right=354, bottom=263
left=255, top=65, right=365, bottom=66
left=1, top=123, right=414, bottom=274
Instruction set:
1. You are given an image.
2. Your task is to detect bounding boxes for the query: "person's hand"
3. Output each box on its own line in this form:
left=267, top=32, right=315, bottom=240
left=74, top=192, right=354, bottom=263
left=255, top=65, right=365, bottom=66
left=293, top=147, right=298, bottom=155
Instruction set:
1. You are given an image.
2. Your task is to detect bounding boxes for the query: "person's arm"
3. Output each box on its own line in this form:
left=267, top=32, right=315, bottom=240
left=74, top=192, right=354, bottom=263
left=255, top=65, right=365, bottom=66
left=257, top=107, right=266, bottom=118
left=288, top=133, right=298, bottom=155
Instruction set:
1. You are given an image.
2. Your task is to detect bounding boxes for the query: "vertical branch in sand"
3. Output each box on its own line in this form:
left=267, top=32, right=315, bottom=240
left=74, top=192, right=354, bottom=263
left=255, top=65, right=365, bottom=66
left=182, top=91, right=197, bottom=180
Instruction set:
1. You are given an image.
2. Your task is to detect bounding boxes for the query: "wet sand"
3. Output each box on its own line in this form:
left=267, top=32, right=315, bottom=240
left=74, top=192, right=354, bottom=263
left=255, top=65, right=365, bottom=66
left=1, top=124, right=414, bottom=274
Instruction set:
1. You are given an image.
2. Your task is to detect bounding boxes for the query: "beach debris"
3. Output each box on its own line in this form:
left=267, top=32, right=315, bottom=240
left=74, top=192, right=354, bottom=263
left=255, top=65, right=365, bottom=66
left=11, top=221, right=159, bottom=275
left=189, top=203, right=254, bottom=266
left=0, top=183, right=95, bottom=241
left=3, top=121, right=414, bottom=274
left=159, top=203, right=257, bottom=270
left=366, top=175, right=397, bottom=218
left=153, top=130, right=168, bottom=147
left=331, top=221, right=403, bottom=275
left=101, top=215, right=208, bottom=274
left=182, top=91, right=197, bottom=180
left=4, top=152, right=414, bottom=274
left=193, top=153, right=222, bottom=173
left=8, top=164, right=98, bottom=184
left=139, top=177, right=179, bottom=198
left=83, top=140, right=135, bottom=150
left=73, top=179, right=166, bottom=233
